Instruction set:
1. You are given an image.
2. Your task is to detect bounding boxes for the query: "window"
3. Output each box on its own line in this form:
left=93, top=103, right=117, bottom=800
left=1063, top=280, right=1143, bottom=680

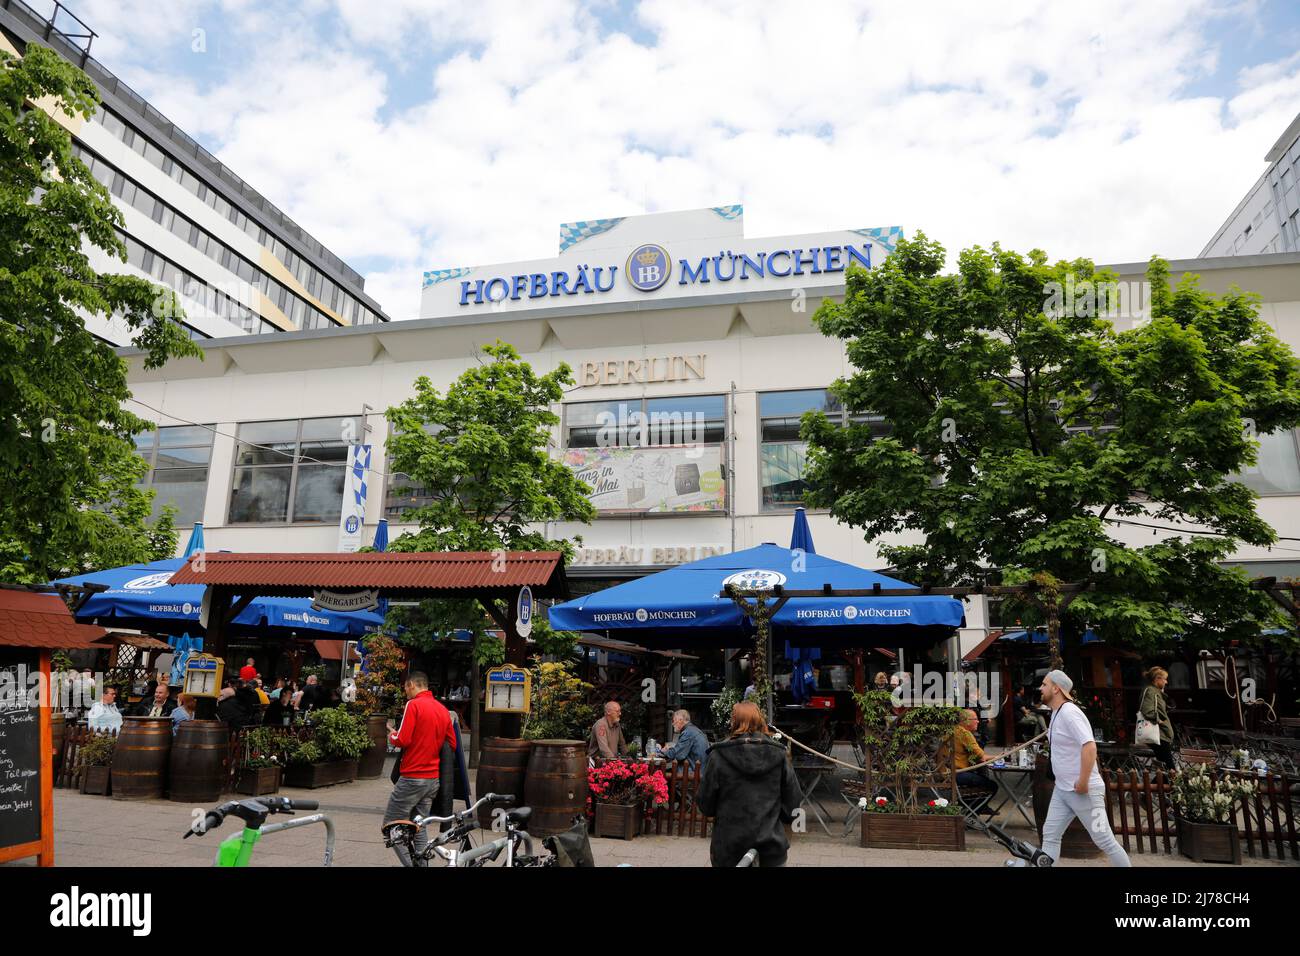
left=564, top=395, right=726, bottom=449
left=758, top=389, right=890, bottom=510
left=1238, top=429, right=1300, bottom=495
left=228, top=417, right=361, bottom=524
left=134, top=425, right=214, bottom=525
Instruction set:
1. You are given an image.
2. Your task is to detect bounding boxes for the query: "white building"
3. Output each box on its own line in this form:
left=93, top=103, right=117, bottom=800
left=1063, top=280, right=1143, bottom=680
left=118, top=205, right=1300, bottom=657
left=1, top=1, right=389, bottom=346
left=1202, top=110, right=1300, bottom=258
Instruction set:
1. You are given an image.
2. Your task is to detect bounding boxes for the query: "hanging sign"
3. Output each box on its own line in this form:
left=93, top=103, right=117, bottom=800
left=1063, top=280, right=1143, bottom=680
left=484, top=664, right=531, bottom=714
left=312, top=589, right=380, bottom=613
left=516, top=586, right=534, bottom=638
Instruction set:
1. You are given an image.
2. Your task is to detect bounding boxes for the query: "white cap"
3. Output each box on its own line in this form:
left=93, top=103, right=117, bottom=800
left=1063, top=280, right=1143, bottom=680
left=1046, top=669, right=1074, bottom=696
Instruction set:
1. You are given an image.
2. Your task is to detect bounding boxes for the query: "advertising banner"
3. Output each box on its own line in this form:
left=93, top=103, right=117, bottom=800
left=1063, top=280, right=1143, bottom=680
left=564, top=445, right=725, bottom=513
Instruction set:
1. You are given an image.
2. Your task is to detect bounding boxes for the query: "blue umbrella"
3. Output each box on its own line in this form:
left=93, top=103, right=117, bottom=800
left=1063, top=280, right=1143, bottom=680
left=372, top=519, right=389, bottom=552
left=549, top=543, right=965, bottom=649
left=786, top=509, right=819, bottom=703
left=999, top=628, right=1099, bottom=644
left=171, top=523, right=207, bottom=682
left=53, top=559, right=387, bottom=638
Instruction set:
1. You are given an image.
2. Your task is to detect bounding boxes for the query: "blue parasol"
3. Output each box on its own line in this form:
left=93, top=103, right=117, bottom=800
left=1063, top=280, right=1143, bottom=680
left=786, top=508, right=819, bottom=703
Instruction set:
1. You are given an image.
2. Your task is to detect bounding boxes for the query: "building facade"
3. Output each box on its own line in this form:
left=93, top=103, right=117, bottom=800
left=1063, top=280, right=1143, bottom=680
left=118, top=206, right=1300, bottom=655
left=1202, top=111, right=1300, bottom=258
left=1, top=1, right=389, bottom=345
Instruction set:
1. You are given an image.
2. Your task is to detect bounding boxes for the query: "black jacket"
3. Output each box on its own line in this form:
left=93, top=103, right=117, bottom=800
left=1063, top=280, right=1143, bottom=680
left=217, top=686, right=261, bottom=730
left=696, top=733, right=802, bottom=867
left=129, top=697, right=176, bottom=718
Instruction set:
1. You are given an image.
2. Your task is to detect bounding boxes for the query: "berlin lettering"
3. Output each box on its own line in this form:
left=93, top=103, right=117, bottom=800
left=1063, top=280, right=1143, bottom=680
left=458, top=243, right=873, bottom=306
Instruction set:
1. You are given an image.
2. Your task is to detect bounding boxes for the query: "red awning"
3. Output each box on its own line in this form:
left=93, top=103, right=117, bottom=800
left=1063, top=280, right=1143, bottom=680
left=962, top=631, right=1004, bottom=663
left=0, top=590, right=108, bottom=649
left=169, top=551, right=568, bottom=599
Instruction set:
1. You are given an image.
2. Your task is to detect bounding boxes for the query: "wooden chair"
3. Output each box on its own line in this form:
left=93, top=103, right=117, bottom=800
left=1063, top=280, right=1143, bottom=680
left=1178, top=748, right=1217, bottom=767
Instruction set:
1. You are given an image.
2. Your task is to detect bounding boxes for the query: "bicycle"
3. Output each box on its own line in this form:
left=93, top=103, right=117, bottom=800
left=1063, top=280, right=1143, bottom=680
left=182, top=796, right=335, bottom=867
left=383, top=793, right=587, bottom=867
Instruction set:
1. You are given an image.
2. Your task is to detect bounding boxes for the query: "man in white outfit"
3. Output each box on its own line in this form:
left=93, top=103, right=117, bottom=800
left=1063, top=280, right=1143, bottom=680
left=1037, top=669, right=1131, bottom=867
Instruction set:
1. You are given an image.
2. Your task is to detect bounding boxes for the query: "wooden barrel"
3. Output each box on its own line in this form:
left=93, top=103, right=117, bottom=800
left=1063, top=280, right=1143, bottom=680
left=112, top=716, right=173, bottom=799
left=523, top=739, right=588, bottom=838
left=51, top=712, right=65, bottom=768
left=475, top=737, right=532, bottom=829
left=168, top=720, right=229, bottom=803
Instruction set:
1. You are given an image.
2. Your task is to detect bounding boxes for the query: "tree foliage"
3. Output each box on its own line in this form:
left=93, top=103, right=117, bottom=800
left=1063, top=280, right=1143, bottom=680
left=383, top=341, right=594, bottom=660
left=0, top=45, right=200, bottom=582
left=805, top=233, right=1300, bottom=651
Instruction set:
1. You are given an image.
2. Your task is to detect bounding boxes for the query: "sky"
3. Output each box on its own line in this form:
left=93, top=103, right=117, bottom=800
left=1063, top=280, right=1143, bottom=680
left=44, top=0, right=1300, bottom=321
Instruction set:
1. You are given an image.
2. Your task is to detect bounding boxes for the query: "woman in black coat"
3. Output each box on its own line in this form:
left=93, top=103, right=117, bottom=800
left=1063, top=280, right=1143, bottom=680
left=696, top=701, right=802, bottom=867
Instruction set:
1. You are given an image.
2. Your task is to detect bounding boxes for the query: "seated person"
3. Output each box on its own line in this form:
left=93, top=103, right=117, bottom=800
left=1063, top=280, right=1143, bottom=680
left=937, top=709, right=996, bottom=791
left=1014, top=685, right=1047, bottom=739
left=587, top=701, right=629, bottom=760
left=129, top=683, right=176, bottom=718
left=658, top=709, right=709, bottom=765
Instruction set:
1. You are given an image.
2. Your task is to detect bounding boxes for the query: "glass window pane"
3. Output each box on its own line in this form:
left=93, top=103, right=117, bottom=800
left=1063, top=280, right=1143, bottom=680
left=291, top=464, right=345, bottom=523
left=158, top=425, right=211, bottom=447
left=645, top=394, right=726, bottom=420
left=229, top=466, right=290, bottom=523
left=1238, top=430, right=1300, bottom=494
left=150, top=469, right=209, bottom=524
left=155, top=446, right=212, bottom=468
left=761, top=441, right=810, bottom=510
left=759, top=389, right=837, bottom=418
left=565, top=401, right=624, bottom=429
left=300, top=417, right=360, bottom=443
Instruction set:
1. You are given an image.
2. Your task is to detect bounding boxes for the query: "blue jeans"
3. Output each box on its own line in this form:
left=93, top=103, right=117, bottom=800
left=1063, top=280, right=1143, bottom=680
left=1041, top=786, right=1130, bottom=866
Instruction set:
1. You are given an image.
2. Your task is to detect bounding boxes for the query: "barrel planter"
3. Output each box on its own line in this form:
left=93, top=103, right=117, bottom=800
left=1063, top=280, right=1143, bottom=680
left=112, top=716, right=173, bottom=799
left=1031, top=762, right=1102, bottom=860
left=861, top=813, right=965, bottom=851
left=476, top=738, right=532, bottom=829
left=356, top=715, right=391, bottom=779
left=284, top=759, right=358, bottom=789
left=168, top=720, right=229, bottom=803
left=524, top=739, right=588, bottom=838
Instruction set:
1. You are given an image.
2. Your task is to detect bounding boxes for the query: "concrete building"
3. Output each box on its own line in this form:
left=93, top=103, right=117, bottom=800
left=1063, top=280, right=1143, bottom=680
left=1202, top=111, right=1300, bottom=258
left=1, top=0, right=389, bottom=345
left=117, top=205, right=1300, bottom=658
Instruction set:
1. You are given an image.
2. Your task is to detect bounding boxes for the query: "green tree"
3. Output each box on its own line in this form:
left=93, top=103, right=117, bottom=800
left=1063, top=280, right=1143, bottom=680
left=804, top=233, right=1300, bottom=656
left=384, top=341, right=594, bottom=664
left=1, top=45, right=200, bottom=582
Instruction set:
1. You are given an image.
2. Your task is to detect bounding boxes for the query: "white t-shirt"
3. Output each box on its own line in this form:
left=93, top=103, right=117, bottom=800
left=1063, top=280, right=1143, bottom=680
left=1048, top=702, right=1103, bottom=792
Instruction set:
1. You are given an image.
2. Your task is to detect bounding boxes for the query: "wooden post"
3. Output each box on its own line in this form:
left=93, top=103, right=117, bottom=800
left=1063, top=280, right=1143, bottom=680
left=469, top=656, right=481, bottom=769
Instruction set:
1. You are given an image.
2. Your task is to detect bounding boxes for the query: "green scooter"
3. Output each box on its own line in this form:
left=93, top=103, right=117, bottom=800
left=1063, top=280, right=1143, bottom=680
left=182, top=796, right=335, bottom=867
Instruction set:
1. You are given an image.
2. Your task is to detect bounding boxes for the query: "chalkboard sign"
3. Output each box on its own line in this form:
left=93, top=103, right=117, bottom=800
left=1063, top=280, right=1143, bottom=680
left=0, top=647, right=42, bottom=851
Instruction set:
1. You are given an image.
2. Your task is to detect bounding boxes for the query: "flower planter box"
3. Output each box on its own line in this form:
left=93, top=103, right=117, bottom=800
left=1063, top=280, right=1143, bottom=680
left=236, top=765, right=283, bottom=796
left=594, top=802, right=641, bottom=840
left=80, top=765, right=111, bottom=796
left=284, top=759, right=358, bottom=789
left=861, top=813, right=965, bottom=852
left=1177, top=818, right=1241, bottom=865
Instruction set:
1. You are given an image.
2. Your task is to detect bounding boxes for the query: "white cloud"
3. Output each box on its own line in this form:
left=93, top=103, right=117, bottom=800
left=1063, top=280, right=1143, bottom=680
left=72, top=0, right=1300, bottom=321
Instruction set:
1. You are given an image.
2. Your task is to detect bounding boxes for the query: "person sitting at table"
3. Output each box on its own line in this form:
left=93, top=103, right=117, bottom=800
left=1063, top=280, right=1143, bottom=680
left=87, top=686, right=122, bottom=732
left=587, top=701, right=628, bottom=760
left=938, top=709, right=996, bottom=792
left=130, top=682, right=175, bottom=718
left=1015, top=685, right=1047, bottom=739
left=171, top=694, right=197, bottom=735
left=658, top=709, right=709, bottom=765
left=873, top=671, right=890, bottom=692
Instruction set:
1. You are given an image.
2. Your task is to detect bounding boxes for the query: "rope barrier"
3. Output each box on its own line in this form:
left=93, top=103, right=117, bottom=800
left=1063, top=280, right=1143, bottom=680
left=768, top=722, right=1048, bottom=775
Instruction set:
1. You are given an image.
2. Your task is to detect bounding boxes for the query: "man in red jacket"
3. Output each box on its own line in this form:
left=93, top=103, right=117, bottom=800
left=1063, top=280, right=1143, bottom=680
left=383, top=672, right=456, bottom=866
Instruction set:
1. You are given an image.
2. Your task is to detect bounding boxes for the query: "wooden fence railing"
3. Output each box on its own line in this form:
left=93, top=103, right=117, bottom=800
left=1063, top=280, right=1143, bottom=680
left=1102, top=768, right=1299, bottom=861
left=649, top=760, right=710, bottom=838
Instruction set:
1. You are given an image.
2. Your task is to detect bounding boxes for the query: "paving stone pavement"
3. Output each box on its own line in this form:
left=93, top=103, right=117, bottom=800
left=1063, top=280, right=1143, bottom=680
left=13, top=761, right=1293, bottom=869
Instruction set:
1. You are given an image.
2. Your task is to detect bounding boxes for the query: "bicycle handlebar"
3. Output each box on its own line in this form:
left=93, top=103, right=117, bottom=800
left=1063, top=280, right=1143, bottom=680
left=411, top=792, right=513, bottom=830
left=183, top=796, right=319, bottom=838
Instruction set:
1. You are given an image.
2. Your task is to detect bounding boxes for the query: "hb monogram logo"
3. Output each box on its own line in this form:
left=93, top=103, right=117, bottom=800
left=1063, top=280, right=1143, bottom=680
left=625, top=243, right=671, bottom=292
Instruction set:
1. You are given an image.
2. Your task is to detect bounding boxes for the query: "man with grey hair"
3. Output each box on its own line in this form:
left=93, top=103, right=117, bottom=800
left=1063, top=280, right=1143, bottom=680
left=588, top=700, right=628, bottom=760
left=1035, top=669, right=1130, bottom=866
left=658, top=709, right=709, bottom=765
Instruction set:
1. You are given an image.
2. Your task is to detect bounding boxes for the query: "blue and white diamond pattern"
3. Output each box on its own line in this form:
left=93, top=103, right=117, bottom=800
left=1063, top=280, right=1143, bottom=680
left=849, top=226, right=905, bottom=253
left=352, top=444, right=371, bottom=507
left=422, top=267, right=472, bottom=289
left=558, top=217, right=625, bottom=253
left=711, top=204, right=743, bottom=221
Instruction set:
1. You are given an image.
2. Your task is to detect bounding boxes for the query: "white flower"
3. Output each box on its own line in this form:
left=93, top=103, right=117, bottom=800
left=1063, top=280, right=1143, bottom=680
left=933, top=798, right=949, bottom=808
left=858, top=797, right=868, bottom=809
